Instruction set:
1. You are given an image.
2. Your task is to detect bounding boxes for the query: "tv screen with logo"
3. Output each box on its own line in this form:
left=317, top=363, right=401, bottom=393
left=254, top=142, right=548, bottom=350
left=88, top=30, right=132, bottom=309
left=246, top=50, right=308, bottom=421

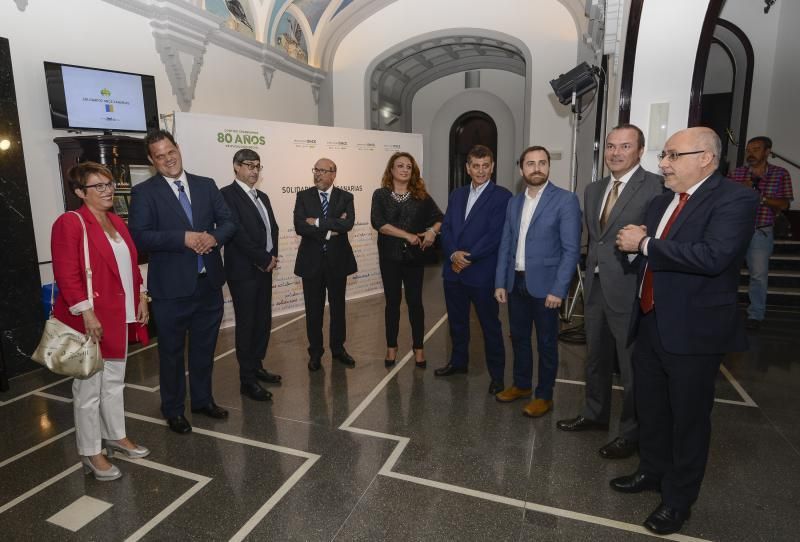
left=44, top=61, right=159, bottom=133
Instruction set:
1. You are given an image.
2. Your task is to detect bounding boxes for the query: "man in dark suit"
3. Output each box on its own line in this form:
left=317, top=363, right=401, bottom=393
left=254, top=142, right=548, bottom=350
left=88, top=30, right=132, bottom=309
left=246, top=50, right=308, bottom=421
left=494, top=146, right=582, bottom=417
left=557, top=124, right=663, bottom=459
left=613, top=127, right=758, bottom=535
left=435, top=145, right=511, bottom=395
left=220, top=149, right=281, bottom=402
left=293, top=158, right=358, bottom=371
left=129, top=130, right=236, bottom=434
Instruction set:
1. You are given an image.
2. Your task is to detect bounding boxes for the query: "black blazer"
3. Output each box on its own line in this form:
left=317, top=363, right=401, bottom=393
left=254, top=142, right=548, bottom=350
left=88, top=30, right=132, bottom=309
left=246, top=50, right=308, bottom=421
left=293, top=186, right=358, bottom=278
left=628, top=173, right=759, bottom=355
left=129, top=172, right=235, bottom=298
left=220, top=182, right=279, bottom=281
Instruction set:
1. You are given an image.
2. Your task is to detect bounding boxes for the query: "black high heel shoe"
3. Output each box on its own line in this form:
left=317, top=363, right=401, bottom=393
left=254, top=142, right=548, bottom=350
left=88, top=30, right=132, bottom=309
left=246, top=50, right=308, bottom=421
left=415, top=359, right=427, bottom=368
left=385, top=358, right=396, bottom=367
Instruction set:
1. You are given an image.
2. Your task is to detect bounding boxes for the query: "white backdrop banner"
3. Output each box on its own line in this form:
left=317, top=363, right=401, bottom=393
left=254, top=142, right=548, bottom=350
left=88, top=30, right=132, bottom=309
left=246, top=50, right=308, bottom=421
left=173, top=112, right=424, bottom=322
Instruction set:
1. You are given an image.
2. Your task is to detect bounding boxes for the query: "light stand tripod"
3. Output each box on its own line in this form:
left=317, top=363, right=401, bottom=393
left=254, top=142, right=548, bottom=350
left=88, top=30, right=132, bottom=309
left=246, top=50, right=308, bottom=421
left=560, top=89, right=585, bottom=326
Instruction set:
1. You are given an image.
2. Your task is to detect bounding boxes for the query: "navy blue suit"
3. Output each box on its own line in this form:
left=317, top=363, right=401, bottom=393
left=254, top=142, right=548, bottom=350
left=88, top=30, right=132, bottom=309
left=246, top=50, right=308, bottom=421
left=495, top=183, right=582, bottom=398
left=129, top=173, right=235, bottom=418
left=629, top=173, right=758, bottom=511
left=441, top=182, right=511, bottom=380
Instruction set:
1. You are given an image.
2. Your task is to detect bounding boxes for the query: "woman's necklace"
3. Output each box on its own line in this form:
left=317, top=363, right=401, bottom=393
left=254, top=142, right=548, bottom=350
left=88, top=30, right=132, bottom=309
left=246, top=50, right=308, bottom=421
left=390, top=190, right=411, bottom=203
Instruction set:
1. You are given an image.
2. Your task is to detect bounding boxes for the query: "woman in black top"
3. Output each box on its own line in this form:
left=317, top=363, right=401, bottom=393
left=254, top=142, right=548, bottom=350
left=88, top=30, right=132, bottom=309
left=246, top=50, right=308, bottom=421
left=371, top=152, right=443, bottom=368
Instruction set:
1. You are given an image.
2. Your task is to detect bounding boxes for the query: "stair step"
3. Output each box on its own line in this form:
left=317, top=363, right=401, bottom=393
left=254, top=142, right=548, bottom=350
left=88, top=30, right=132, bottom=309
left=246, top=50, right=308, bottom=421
left=773, top=240, right=800, bottom=255
left=740, top=270, right=800, bottom=278
left=738, top=285, right=800, bottom=295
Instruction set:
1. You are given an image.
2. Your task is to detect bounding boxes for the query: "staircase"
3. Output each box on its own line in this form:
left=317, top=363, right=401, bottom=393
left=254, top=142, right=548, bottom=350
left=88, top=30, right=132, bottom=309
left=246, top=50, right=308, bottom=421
left=739, top=240, right=800, bottom=310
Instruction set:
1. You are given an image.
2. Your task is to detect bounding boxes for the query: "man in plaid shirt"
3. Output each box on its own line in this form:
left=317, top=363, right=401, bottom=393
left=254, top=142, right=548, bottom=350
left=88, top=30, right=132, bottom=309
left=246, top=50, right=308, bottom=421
left=730, top=136, right=793, bottom=329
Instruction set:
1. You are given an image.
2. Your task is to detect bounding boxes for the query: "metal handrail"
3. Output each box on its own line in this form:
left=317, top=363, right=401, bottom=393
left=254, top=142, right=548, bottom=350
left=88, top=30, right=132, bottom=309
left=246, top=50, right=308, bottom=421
left=771, top=151, right=800, bottom=170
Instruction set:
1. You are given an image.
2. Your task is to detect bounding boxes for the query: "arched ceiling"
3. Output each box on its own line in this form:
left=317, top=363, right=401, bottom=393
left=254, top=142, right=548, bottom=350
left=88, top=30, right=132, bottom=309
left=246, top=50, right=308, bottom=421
left=198, top=0, right=592, bottom=69
left=369, top=35, right=526, bottom=129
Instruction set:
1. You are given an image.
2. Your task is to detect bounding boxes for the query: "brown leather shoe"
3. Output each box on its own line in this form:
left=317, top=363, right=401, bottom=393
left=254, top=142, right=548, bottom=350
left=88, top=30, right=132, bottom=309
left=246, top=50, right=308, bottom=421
left=522, top=398, right=553, bottom=417
left=495, top=386, right=533, bottom=403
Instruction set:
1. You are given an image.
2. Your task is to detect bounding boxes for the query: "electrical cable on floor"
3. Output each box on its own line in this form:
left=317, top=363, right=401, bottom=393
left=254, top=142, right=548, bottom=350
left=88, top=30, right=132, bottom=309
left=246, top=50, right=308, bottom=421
left=558, top=322, right=586, bottom=344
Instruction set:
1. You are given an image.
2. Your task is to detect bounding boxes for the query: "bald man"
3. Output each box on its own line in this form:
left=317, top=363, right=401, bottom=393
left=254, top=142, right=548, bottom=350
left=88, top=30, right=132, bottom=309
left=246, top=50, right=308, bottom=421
left=613, top=127, right=758, bottom=535
left=293, top=158, right=358, bottom=371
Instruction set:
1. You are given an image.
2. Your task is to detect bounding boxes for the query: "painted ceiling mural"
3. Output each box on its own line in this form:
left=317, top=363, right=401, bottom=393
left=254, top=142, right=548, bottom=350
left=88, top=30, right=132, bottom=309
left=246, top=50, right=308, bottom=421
left=198, top=0, right=358, bottom=66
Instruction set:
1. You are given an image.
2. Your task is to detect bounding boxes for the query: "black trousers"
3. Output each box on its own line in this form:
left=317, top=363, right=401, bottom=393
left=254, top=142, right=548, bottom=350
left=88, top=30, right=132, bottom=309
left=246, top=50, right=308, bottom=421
left=633, top=311, right=722, bottom=511
left=228, top=273, right=272, bottom=384
left=302, top=258, right=347, bottom=358
left=151, top=276, right=223, bottom=418
left=379, top=257, right=425, bottom=349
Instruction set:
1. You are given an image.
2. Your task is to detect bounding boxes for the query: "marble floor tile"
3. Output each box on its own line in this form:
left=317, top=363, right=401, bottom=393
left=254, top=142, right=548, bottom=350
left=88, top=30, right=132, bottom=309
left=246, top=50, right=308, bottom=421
left=1, top=270, right=798, bottom=541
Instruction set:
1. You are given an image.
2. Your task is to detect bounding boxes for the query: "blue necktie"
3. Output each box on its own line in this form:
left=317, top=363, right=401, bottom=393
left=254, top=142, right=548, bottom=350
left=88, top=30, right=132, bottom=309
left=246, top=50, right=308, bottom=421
left=175, top=180, right=204, bottom=273
left=250, top=189, right=273, bottom=253
left=320, top=191, right=329, bottom=252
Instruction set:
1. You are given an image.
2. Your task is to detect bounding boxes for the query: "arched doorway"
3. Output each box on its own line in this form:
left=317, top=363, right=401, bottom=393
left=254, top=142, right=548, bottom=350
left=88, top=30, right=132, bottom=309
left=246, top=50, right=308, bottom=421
left=448, top=110, right=498, bottom=192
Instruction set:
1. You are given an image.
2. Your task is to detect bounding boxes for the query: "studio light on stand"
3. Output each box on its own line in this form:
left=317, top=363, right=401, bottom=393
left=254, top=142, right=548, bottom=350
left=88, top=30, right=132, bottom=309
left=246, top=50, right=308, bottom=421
left=549, top=61, right=600, bottom=340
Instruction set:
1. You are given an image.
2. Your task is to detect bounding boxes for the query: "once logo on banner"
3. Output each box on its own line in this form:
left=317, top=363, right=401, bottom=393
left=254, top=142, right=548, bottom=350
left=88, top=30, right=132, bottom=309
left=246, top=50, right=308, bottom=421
left=216, top=129, right=266, bottom=147
left=293, top=138, right=317, bottom=148
left=327, top=140, right=348, bottom=150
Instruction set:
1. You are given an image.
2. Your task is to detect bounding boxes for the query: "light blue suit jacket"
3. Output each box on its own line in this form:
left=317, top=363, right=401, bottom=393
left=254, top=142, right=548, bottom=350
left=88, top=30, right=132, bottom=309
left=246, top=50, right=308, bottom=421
left=495, top=182, right=582, bottom=299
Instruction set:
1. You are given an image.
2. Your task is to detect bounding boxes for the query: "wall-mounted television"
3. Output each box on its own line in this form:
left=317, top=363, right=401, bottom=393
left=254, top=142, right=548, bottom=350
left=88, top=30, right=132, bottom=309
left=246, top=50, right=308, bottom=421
left=44, top=61, right=159, bottom=134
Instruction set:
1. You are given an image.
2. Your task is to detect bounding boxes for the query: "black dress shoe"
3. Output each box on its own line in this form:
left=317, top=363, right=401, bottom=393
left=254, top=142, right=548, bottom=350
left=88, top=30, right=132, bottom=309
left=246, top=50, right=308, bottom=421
left=255, top=368, right=282, bottom=384
left=240, top=382, right=272, bottom=401
left=308, top=357, right=322, bottom=371
left=644, top=503, right=690, bottom=535
left=746, top=318, right=761, bottom=330
left=434, top=364, right=468, bottom=377
left=415, top=359, right=427, bottom=369
left=191, top=402, right=229, bottom=419
left=167, top=415, right=192, bottom=434
left=599, top=437, right=638, bottom=459
left=488, top=380, right=504, bottom=395
left=556, top=415, right=609, bottom=432
left=385, top=358, right=396, bottom=368
left=609, top=472, right=661, bottom=493
left=332, top=350, right=356, bottom=367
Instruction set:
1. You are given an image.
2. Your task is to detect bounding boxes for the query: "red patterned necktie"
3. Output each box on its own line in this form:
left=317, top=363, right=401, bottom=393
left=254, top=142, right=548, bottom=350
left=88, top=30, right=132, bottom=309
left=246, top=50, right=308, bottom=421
left=640, top=192, right=689, bottom=314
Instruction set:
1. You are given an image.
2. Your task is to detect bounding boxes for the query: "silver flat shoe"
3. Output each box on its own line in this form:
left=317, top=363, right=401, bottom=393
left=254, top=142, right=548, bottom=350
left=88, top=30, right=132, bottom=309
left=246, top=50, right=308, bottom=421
left=81, top=456, right=122, bottom=481
left=105, top=439, right=151, bottom=459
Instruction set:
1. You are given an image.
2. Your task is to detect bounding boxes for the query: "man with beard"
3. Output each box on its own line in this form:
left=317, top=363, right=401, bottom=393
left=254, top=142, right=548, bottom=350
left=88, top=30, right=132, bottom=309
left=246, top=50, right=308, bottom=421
left=730, top=136, right=793, bottom=330
left=293, top=158, right=358, bottom=371
left=494, top=146, right=581, bottom=417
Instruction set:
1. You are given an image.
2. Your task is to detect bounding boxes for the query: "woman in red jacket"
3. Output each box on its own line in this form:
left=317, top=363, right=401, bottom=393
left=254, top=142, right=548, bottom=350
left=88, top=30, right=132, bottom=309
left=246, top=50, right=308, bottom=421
left=51, top=162, right=150, bottom=481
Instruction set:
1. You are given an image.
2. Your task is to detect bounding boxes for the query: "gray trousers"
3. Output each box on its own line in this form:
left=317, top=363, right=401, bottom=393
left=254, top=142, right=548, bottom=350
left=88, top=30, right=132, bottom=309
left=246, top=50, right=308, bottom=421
left=582, top=278, right=638, bottom=440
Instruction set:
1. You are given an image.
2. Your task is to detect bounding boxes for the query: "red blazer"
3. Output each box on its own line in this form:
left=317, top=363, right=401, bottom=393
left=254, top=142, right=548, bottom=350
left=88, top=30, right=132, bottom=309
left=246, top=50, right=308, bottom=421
left=51, top=205, right=149, bottom=359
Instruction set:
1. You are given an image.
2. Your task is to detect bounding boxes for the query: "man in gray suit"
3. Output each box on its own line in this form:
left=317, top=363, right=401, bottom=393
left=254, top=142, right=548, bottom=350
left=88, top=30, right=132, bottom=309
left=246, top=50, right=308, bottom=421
left=557, top=124, right=663, bottom=458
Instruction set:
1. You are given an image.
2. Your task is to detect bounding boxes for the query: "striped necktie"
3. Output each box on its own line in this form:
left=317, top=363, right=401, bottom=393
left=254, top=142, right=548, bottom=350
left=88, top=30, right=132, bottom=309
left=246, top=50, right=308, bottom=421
left=320, top=191, right=329, bottom=217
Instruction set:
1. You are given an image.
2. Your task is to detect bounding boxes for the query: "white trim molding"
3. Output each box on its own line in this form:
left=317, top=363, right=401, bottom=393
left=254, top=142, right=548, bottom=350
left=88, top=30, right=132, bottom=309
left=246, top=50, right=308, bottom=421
left=103, top=0, right=326, bottom=109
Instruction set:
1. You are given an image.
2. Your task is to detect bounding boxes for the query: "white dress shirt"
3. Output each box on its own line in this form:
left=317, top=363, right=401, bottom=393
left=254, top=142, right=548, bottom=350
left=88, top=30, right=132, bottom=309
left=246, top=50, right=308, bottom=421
left=515, top=182, right=548, bottom=271
left=465, top=180, right=491, bottom=219
left=165, top=170, right=191, bottom=203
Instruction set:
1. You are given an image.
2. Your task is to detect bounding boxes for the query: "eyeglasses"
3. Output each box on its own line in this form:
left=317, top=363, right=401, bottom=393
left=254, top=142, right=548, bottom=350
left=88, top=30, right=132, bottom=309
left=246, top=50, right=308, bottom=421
left=239, top=162, right=263, bottom=172
left=312, top=167, right=335, bottom=175
left=657, top=150, right=705, bottom=162
left=84, top=181, right=116, bottom=193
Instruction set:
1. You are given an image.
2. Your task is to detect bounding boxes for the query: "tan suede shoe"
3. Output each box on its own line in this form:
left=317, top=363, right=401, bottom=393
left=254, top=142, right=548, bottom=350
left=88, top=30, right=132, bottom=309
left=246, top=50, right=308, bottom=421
left=522, top=398, right=553, bottom=417
left=495, top=386, right=533, bottom=403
